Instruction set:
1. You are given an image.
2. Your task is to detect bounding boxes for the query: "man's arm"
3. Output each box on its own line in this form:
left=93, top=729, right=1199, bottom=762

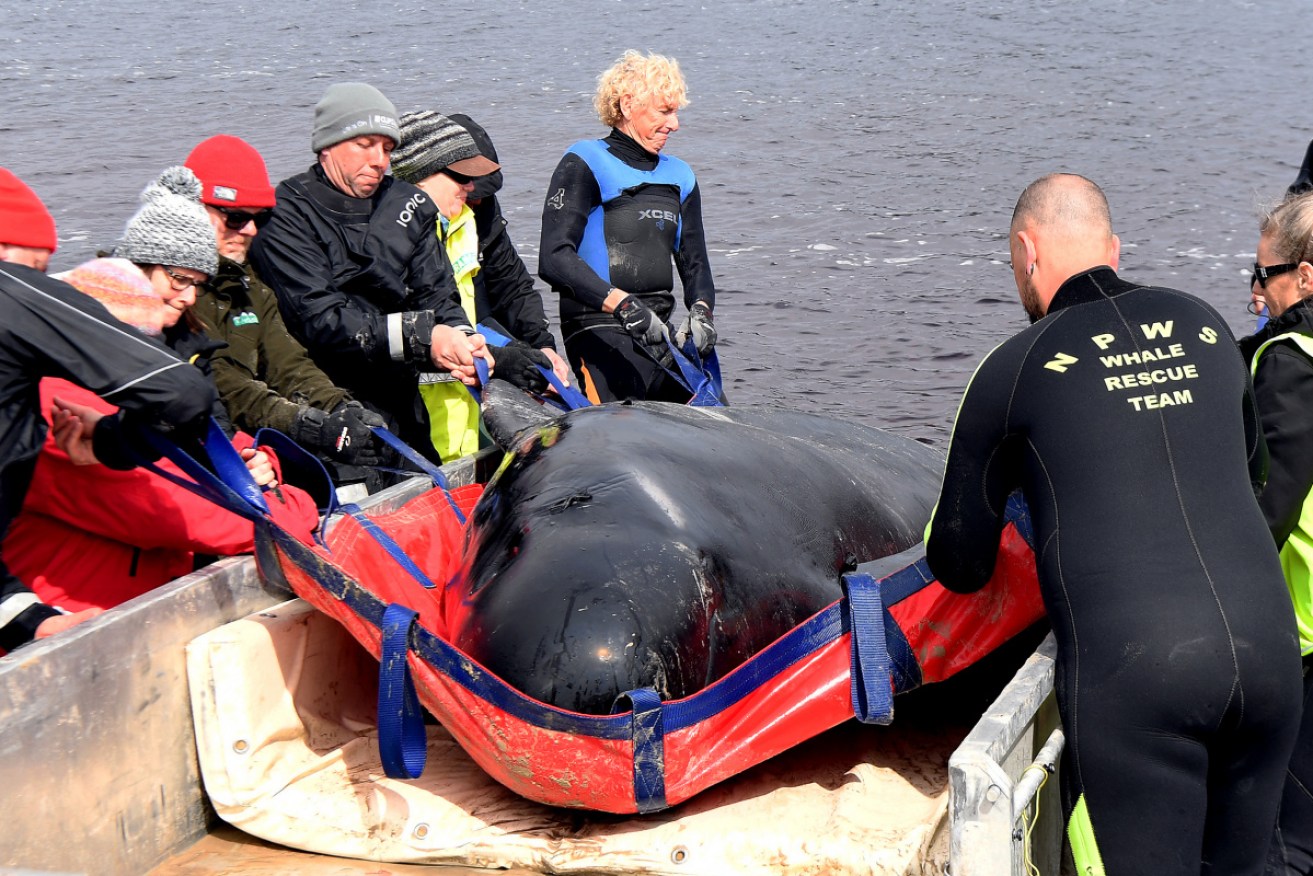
left=925, top=348, right=1019, bottom=593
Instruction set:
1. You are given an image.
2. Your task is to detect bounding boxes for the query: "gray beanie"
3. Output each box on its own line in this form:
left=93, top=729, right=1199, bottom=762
left=111, top=166, right=218, bottom=277
left=311, top=82, right=400, bottom=153
left=391, top=110, right=500, bottom=185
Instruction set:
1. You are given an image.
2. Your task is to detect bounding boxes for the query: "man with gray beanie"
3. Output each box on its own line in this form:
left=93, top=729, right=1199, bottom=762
left=249, top=82, right=492, bottom=462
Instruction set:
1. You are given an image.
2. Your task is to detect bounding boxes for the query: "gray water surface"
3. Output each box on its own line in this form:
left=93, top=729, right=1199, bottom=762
left=3, top=0, right=1304, bottom=443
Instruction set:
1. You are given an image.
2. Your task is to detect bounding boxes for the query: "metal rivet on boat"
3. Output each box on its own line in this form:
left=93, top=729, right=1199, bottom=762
left=671, top=846, right=689, bottom=864
left=232, top=739, right=249, bottom=754
left=413, top=823, right=430, bottom=840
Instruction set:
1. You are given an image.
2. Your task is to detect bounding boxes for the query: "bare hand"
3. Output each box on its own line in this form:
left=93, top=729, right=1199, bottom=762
left=35, top=607, right=104, bottom=639
left=51, top=396, right=105, bottom=465
left=542, top=348, right=572, bottom=387
left=240, top=447, right=277, bottom=488
left=430, top=326, right=495, bottom=386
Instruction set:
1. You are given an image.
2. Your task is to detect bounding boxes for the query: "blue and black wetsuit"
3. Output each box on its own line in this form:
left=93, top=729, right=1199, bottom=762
left=927, top=267, right=1301, bottom=875
left=538, top=128, right=715, bottom=402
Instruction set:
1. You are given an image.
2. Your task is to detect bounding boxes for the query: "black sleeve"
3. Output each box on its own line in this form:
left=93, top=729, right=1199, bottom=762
left=538, top=153, right=614, bottom=310
left=404, top=210, right=471, bottom=330
left=477, top=202, right=555, bottom=350
left=250, top=199, right=449, bottom=369
left=674, top=182, right=716, bottom=310
left=1252, top=344, right=1313, bottom=547
left=925, top=348, right=1020, bottom=592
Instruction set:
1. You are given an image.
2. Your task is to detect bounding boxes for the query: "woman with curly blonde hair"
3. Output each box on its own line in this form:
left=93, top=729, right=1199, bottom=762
left=539, top=50, right=719, bottom=403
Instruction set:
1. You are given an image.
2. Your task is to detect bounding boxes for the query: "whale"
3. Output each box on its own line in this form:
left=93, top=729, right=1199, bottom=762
left=442, top=383, right=945, bottom=715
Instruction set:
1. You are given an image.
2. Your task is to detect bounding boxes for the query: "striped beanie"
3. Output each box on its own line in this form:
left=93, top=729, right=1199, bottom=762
left=390, top=110, right=500, bottom=185
left=55, top=258, right=165, bottom=336
left=111, top=166, right=218, bottom=277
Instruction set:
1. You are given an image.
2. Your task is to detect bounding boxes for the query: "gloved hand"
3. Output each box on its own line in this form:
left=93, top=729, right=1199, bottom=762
left=614, top=294, right=671, bottom=348
left=675, top=302, right=717, bottom=356
left=290, top=402, right=384, bottom=466
left=491, top=341, right=552, bottom=393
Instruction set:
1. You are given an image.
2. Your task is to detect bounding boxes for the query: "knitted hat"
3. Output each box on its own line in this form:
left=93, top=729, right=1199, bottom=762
left=55, top=258, right=165, bottom=336
left=111, top=166, right=218, bottom=277
left=0, top=167, right=57, bottom=251
left=391, top=110, right=500, bottom=185
left=311, top=82, right=400, bottom=153
left=448, top=113, right=504, bottom=200
left=184, top=135, right=277, bottom=208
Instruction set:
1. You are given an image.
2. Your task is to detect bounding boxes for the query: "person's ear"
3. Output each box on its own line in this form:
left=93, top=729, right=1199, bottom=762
left=1108, top=234, right=1121, bottom=271
left=1017, top=229, right=1038, bottom=274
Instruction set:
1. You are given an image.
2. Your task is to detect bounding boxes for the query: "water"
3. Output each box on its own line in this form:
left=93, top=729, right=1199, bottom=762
left=2, top=0, right=1304, bottom=444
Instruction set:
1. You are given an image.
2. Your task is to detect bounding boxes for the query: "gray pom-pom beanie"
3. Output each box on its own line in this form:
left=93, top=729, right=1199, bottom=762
left=112, top=166, right=218, bottom=277
left=311, top=82, right=400, bottom=153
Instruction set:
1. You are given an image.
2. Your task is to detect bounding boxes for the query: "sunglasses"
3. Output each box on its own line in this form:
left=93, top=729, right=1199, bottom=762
left=215, top=206, right=272, bottom=231
left=1251, top=262, right=1298, bottom=289
left=442, top=169, right=476, bottom=186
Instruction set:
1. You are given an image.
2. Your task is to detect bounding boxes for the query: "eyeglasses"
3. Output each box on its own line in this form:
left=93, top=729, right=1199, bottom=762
left=160, top=266, right=205, bottom=291
left=215, top=206, right=272, bottom=231
left=1251, top=262, right=1299, bottom=289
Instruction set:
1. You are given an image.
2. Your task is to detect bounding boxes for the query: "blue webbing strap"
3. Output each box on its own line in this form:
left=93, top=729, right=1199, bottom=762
left=340, top=503, right=438, bottom=590
left=368, top=427, right=467, bottom=526
left=634, top=333, right=727, bottom=407
left=251, top=426, right=336, bottom=546
left=138, top=417, right=269, bottom=521
left=475, top=321, right=591, bottom=411
left=612, top=688, right=667, bottom=813
left=1004, top=490, right=1035, bottom=549
left=378, top=603, right=427, bottom=779
left=841, top=572, right=895, bottom=724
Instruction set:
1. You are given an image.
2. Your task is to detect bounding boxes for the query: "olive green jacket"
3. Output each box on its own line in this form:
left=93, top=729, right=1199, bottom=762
left=193, top=258, right=350, bottom=434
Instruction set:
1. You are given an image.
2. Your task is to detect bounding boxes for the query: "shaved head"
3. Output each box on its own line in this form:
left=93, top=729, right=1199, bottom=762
left=1007, top=173, right=1120, bottom=320
left=1011, top=173, right=1112, bottom=239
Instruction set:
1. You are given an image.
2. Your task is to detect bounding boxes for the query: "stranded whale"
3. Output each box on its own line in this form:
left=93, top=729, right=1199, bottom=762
left=441, top=383, right=944, bottom=715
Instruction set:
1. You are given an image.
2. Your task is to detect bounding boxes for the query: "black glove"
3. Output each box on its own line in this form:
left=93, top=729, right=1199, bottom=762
left=492, top=341, right=552, bottom=393
left=290, top=402, right=384, bottom=466
left=614, top=294, right=670, bottom=347
left=675, top=302, right=717, bottom=356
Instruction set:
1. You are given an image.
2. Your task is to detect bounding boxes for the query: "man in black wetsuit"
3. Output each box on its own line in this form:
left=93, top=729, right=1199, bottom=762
left=539, top=50, right=717, bottom=403
left=926, top=173, right=1301, bottom=875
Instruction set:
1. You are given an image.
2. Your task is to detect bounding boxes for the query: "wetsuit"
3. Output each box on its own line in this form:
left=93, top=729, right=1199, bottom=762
left=249, top=165, right=470, bottom=458
left=1240, top=299, right=1313, bottom=876
left=926, top=267, right=1301, bottom=875
left=0, top=263, right=214, bottom=650
left=539, top=128, right=715, bottom=402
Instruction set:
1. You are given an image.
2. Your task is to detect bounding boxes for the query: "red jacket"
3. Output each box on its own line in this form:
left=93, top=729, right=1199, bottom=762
left=3, top=379, right=319, bottom=612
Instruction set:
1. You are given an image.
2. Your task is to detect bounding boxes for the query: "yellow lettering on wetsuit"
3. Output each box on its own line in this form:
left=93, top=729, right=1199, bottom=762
left=1141, top=321, right=1174, bottom=340
left=1045, top=352, right=1079, bottom=373
left=1103, top=364, right=1199, bottom=391
left=1092, top=326, right=1211, bottom=412
left=1126, top=389, right=1194, bottom=411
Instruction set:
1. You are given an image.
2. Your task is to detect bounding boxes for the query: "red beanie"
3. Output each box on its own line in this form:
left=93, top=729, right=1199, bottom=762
left=184, top=135, right=277, bottom=209
left=0, top=167, right=57, bottom=252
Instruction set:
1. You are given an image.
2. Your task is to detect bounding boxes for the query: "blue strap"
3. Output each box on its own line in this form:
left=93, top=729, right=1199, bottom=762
left=368, top=427, right=467, bottom=526
left=377, top=603, right=427, bottom=779
left=612, top=688, right=667, bottom=813
left=1003, top=490, right=1035, bottom=549
left=137, top=417, right=270, bottom=521
left=536, top=364, right=592, bottom=411
left=841, top=572, right=895, bottom=725
left=340, top=503, right=438, bottom=590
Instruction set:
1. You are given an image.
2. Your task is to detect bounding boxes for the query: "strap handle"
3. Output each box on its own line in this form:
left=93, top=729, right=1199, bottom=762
left=377, top=603, right=427, bottom=779
left=612, top=688, right=668, bottom=813
left=137, top=417, right=269, bottom=521
left=841, top=571, right=895, bottom=725
left=369, top=426, right=467, bottom=526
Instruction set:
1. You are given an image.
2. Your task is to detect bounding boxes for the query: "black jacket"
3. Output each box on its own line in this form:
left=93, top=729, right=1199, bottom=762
left=1240, top=299, right=1313, bottom=547
left=249, top=165, right=468, bottom=452
left=0, top=263, right=214, bottom=649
